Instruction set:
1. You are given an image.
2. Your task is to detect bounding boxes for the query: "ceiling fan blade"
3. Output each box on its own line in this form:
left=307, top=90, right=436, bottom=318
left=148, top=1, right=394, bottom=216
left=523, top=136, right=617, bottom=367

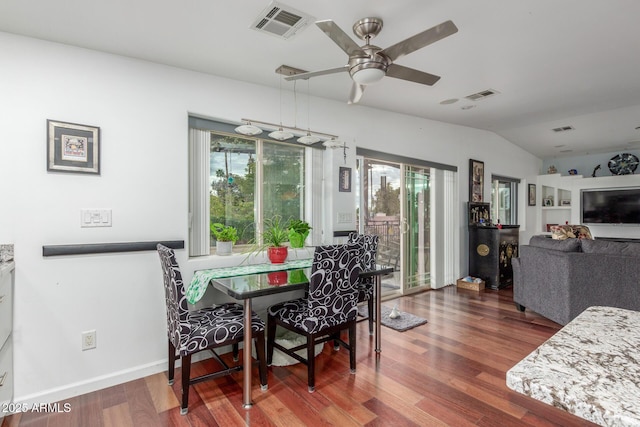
left=316, top=19, right=367, bottom=58
left=386, top=64, right=441, bottom=86
left=348, top=82, right=365, bottom=104
left=284, top=65, right=349, bottom=81
left=380, top=20, right=458, bottom=62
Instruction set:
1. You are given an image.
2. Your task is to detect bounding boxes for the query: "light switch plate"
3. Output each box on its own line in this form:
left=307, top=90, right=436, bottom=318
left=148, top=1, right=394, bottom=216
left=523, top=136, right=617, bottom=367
left=81, top=209, right=112, bottom=227
left=337, top=212, right=353, bottom=224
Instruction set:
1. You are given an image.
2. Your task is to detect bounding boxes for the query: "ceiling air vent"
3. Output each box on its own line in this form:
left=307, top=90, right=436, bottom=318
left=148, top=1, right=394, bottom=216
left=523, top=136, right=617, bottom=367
left=251, top=1, right=313, bottom=39
left=464, top=89, right=500, bottom=101
left=552, top=125, right=575, bottom=133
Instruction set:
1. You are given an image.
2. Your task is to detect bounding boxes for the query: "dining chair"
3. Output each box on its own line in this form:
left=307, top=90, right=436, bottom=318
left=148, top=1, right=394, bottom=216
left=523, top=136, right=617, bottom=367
left=156, top=244, right=267, bottom=414
left=348, top=232, right=380, bottom=335
left=266, top=243, right=361, bottom=392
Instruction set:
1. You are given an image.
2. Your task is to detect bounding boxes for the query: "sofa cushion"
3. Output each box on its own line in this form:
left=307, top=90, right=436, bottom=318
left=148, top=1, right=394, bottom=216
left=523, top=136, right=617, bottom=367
left=529, top=235, right=581, bottom=252
left=581, top=239, right=640, bottom=256
left=550, top=224, right=593, bottom=240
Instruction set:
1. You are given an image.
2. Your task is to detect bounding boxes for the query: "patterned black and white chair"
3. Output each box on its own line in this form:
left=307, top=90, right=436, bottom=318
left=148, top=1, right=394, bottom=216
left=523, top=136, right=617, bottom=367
left=266, top=243, right=361, bottom=392
left=348, top=232, right=380, bottom=335
left=157, top=244, right=267, bottom=415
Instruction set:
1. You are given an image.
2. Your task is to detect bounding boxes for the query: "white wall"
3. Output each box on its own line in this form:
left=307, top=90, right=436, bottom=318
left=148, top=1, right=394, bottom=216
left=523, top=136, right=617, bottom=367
left=0, top=32, right=541, bottom=404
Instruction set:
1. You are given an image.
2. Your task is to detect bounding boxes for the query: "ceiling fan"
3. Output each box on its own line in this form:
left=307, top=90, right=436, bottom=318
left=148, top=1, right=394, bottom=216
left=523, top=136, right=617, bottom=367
left=285, top=17, right=458, bottom=104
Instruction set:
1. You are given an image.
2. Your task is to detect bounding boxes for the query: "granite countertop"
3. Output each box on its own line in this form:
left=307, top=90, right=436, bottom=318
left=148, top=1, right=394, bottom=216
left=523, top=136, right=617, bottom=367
left=507, top=306, right=640, bottom=426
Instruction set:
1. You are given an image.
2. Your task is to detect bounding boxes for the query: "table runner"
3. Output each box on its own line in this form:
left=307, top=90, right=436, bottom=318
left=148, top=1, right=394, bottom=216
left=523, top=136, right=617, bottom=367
left=187, top=258, right=313, bottom=304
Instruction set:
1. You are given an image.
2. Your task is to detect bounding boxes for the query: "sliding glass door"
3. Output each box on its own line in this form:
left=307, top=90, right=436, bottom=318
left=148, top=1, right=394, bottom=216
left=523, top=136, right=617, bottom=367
left=356, top=158, right=402, bottom=298
left=404, top=166, right=431, bottom=293
left=355, top=157, right=433, bottom=295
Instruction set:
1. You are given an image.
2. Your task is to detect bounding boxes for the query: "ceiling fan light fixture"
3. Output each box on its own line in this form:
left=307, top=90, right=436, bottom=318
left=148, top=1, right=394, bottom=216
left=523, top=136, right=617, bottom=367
left=268, top=127, right=294, bottom=141
left=298, top=131, right=320, bottom=145
left=235, top=122, right=263, bottom=136
left=351, top=67, right=385, bottom=85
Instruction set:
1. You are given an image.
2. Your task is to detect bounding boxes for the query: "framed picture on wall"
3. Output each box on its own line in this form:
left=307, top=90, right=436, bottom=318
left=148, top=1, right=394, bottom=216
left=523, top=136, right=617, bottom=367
left=528, top=183, right=536, bottom=206
left=47, top=119, right=100, bottom=174
left=339, top=166, right=351, bottom=192
left=469, top=159, right=484, bottom=202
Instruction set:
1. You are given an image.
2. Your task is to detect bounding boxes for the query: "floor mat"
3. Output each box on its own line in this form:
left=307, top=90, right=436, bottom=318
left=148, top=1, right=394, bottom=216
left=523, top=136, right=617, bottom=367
left=358, top=305, right=428, bottom=332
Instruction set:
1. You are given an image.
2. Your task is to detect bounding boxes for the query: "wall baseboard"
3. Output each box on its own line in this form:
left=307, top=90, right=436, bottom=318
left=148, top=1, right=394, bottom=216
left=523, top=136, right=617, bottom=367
left=13, top=360, right=166, bottom=409
left=12, top=351, right=213, bottom=411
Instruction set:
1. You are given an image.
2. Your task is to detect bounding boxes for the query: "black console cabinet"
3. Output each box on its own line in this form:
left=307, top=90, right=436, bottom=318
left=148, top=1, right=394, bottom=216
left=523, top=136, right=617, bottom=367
left=469, top=225, right=519, bottom=289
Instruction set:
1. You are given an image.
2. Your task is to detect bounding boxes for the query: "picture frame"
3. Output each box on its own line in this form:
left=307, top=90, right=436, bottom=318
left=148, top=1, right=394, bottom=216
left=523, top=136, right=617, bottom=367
left=338, top=166, right=351, bottom=192
left=468, top=202, right=491, bottom=225
left=543, top=197, right=553, bottom=207
left=528, top=183, right=536, bottom=206
left=469, top=159, right=484, bottom=202
left=560, top=199, right=571, bottom=206
left=47, top=119, right=100, bottom=174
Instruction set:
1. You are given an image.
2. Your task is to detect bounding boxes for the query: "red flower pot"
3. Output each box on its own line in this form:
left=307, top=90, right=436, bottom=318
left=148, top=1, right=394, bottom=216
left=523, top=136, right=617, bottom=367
left=267, top=246, right=288, bottom=264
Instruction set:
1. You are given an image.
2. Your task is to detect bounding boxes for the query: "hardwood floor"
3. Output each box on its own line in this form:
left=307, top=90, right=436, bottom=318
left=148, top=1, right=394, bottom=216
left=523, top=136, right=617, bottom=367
left=3, top=286, right=597, bottom=426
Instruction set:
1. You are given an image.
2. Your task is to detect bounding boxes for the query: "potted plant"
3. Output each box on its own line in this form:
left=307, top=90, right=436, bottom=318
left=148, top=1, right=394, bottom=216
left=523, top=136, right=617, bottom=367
left=210, top=222, right=238, bottom=256
left=287, top=219, right=311, bottom=248
left=262, top=215, right=289, bottom=263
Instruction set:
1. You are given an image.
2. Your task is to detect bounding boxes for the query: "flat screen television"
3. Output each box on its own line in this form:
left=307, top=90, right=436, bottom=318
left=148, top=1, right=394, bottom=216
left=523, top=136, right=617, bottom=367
left=581, top=187, right=640, bottom=225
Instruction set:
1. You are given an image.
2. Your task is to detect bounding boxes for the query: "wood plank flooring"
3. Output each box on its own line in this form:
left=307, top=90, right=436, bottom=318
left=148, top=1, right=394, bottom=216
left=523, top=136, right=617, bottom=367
left=2, top=286, right=598, bottom=426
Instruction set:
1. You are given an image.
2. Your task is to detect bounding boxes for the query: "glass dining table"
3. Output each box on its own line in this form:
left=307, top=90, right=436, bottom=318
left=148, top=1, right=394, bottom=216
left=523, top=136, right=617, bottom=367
left=187, top=258, right=394, bottom=409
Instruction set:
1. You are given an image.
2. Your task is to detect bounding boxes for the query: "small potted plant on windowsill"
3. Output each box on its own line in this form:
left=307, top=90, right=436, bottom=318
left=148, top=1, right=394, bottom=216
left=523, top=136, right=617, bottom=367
left=210, top=223, right=238, bottom=256
left=287, top=219, right=311, bottom=248
left=243, top=215, right=292, bottom=263
left=262, top=215, right=289, bottom=263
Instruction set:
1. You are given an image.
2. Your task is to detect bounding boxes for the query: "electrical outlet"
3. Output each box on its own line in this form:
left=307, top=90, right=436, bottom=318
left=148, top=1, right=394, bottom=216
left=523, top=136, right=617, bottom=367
left=82, top=330, right=96, bottom=351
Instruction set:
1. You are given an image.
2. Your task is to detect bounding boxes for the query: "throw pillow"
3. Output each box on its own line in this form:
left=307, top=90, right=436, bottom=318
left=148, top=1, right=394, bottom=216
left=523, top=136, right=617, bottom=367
left=550, top=224, right=593, bottom=240
left=581, top=239, right=640, bottom=257
left=529, top=235, right=581, bottom=252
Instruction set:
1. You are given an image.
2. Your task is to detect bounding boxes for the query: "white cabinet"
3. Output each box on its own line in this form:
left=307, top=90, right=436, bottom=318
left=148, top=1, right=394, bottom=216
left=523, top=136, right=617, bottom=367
left=0, top=262, right=13, bottom=419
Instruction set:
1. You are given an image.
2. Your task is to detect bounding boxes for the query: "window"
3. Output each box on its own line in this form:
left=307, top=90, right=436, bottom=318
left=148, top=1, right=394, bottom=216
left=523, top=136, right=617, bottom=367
left=189, top=119, right=308, bottom=256
left=491, top=175, right=520, bottom=225
left=209, top=134, right=257, bottom=245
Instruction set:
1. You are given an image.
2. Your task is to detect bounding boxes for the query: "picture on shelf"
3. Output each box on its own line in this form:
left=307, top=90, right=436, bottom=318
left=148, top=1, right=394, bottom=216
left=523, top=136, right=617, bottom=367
left=543, top=197, right=553, bottom=206
left=560, top=199, right=571, bottom=206
left=468, top=202, right=491, bottom=225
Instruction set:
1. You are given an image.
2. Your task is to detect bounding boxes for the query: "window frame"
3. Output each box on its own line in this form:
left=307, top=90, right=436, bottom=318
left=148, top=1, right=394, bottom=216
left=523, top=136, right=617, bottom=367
left=491, top=175, right=520, bottom=225
left=188, top=117, right=320, bottom=257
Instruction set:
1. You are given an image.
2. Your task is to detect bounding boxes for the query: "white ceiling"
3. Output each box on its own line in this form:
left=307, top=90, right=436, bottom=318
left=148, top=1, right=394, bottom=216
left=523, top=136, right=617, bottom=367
left=3, top=0, right=640, bottom=159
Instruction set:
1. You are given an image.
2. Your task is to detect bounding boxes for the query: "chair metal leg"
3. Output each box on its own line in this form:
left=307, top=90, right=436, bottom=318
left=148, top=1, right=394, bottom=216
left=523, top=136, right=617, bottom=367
left=168, top=341, right=176, bottom=385
left=180, top=354, right=192, bottom=415
left=255, top=330, right=268, bottom=390
left=307, top=334, right=316, bottom=393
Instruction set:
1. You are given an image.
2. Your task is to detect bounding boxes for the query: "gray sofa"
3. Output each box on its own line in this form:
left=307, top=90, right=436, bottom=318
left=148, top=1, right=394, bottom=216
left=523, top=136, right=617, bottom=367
left=512, top=235, right=640, bottom=325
